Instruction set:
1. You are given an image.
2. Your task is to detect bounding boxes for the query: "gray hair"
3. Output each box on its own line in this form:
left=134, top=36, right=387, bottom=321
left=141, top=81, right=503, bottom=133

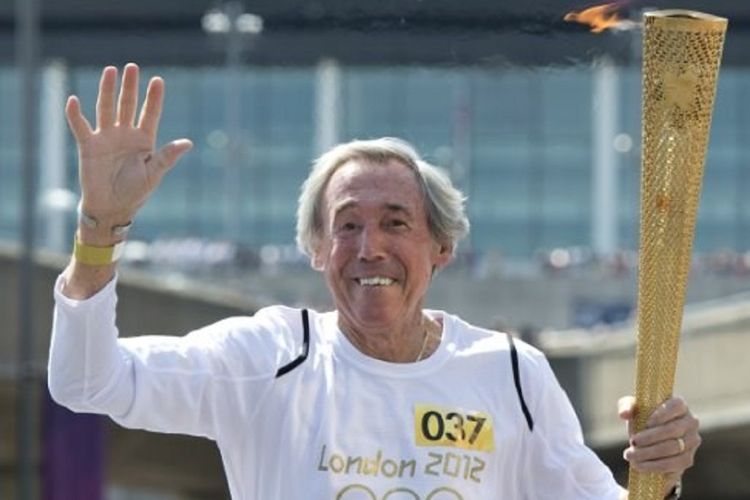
left=296, top=137, right=470, bottom=257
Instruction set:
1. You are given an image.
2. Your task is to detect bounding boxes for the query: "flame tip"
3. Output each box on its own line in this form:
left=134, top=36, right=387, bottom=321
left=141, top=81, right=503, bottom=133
left=564, top=2, right=629, bottom=34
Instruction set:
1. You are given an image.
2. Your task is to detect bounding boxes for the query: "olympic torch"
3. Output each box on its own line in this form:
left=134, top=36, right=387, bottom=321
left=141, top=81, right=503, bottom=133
left=629, top=10, right=727, bottom=499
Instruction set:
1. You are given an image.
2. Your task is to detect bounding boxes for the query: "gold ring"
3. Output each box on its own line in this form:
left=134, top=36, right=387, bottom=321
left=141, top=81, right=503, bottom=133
left=677, top=437, right=686, bottom=453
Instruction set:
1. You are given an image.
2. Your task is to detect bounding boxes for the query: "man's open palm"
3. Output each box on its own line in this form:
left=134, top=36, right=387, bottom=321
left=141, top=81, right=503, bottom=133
left=66, top=63, right=192, bottom=222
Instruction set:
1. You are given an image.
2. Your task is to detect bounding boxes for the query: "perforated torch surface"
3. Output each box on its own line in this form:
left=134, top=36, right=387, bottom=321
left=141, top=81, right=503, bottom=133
left=629, top=10, right=727, bottom=500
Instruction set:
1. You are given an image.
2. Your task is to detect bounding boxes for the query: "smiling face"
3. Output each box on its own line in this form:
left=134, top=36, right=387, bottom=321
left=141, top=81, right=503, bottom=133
left=313, top=159, right=452, bottom=336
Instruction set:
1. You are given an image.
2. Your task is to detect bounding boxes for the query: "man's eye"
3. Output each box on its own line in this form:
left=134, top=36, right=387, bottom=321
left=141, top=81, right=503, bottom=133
left=338, top=222, right=357, bottom=232
left=389, top=219, right=408, bottom=228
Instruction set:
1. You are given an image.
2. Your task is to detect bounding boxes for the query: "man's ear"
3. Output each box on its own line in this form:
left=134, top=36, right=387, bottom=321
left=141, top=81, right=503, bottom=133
left=311, top=245, right=326, bottom=271
left=311, top=254, right=324, bottom=271
left=433, top=242, right=454, bottom=270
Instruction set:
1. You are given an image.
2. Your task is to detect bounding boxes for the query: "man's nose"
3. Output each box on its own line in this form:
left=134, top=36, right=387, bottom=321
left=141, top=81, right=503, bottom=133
left=357, top=227, right=387, bottom=261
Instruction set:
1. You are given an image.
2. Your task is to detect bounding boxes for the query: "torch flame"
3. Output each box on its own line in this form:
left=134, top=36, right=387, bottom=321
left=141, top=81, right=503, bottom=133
left=564, top=3, right=624, bottom=33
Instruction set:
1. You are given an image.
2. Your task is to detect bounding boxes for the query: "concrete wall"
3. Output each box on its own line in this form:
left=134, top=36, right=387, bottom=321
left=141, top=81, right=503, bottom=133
left=544, top=298, right=750, bottom=498
left=0, top=244, right=256, bottom=499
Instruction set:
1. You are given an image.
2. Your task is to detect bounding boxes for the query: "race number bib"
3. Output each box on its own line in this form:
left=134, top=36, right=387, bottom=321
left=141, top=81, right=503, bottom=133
left=414, top=404, right=494, bottom=452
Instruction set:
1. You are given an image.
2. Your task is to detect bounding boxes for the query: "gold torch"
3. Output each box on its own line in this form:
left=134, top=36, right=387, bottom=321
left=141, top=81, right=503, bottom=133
left=629, top=10, right=727, bottom=499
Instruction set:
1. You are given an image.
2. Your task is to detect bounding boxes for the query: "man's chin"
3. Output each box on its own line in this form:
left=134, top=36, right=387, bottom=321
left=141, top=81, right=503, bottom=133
left=343, top=307, right=401, bottom=330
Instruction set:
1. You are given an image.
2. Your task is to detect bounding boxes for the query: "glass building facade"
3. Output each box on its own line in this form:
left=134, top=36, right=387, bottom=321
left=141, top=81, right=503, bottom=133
left=1, top=63, right=749, bottom=258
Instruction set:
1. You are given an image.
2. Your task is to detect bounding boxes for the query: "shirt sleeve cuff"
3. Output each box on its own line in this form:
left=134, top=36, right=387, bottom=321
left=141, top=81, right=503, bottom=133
left=54, top=272, right=119, bottom=309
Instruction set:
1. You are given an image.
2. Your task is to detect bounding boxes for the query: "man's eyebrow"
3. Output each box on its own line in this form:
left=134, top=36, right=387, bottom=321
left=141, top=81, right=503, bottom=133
left=331, top=200, right=413, bottom=218
left=331, top=199, right=356, bottom=218
left=384, top=203, right=413, bottom=217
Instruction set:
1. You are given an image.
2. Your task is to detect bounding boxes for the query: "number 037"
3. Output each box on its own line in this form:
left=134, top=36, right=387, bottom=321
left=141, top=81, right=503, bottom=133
left=414, top=404, right=494, bottom=452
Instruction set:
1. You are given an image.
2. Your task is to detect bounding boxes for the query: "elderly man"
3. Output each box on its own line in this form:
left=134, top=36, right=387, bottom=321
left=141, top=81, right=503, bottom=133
left=49, top=64, right=699, bottom=499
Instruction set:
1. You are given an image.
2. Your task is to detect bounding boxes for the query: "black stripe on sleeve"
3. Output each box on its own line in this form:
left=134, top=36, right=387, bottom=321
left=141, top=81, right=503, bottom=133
left=507, top=333, right=534, bottom=431
left=275, top=309, right=310, bottom=378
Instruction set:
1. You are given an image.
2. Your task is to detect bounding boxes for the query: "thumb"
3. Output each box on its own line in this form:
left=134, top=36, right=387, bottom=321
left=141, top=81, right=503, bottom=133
left=618, top=395, right=636, bottom=439
left=148, top=139, right=193, bottom=175
left=618, top=395, right=636, bottom=420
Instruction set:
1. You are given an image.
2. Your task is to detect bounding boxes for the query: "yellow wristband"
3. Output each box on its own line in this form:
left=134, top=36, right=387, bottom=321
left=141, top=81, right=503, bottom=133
left=73, top=236, right=125, bottom=266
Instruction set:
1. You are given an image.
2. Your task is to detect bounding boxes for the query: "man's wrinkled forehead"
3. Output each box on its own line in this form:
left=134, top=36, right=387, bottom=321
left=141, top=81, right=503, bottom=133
left=322, top=158, right=424, bottom=218
left=329, top=157, right=418, bottom=188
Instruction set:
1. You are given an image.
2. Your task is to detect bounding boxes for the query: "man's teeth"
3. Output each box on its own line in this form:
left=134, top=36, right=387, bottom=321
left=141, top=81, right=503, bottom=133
left=358, top=277, right=394, bottom=286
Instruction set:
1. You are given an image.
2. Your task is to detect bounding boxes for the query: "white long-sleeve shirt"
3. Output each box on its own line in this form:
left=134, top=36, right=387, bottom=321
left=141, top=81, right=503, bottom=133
left=49, top=275, right=624, bottom=499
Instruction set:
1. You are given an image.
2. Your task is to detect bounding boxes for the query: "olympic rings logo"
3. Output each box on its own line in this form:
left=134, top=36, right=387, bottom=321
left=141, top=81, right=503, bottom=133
left=335, top=484, right=464, bottom=499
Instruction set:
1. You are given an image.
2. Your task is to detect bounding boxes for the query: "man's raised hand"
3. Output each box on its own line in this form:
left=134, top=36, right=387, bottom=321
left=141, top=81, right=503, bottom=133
left=66, top=63, right=192, bottom=238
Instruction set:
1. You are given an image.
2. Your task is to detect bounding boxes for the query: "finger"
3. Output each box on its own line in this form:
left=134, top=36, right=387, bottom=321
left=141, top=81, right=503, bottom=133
left=138, top=76, right=164, bottom=139
left=65, top=95, right=94, bottom=142
left=626, top=450, right=696, bottom=474
left=647, top=396, right=688, bottom=427
left=96, top=66, right=118, bottom=129
left=146, top=139, right=193, bottom=176
left=117, top=63, right=139, bottom=127
left=624, top=446, right=698, bottom=476
left=625, top=431, right=700, bottom=463
left=632, top=414, right=699, bottom=447
left=629, top=456, right=692, bottom=474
